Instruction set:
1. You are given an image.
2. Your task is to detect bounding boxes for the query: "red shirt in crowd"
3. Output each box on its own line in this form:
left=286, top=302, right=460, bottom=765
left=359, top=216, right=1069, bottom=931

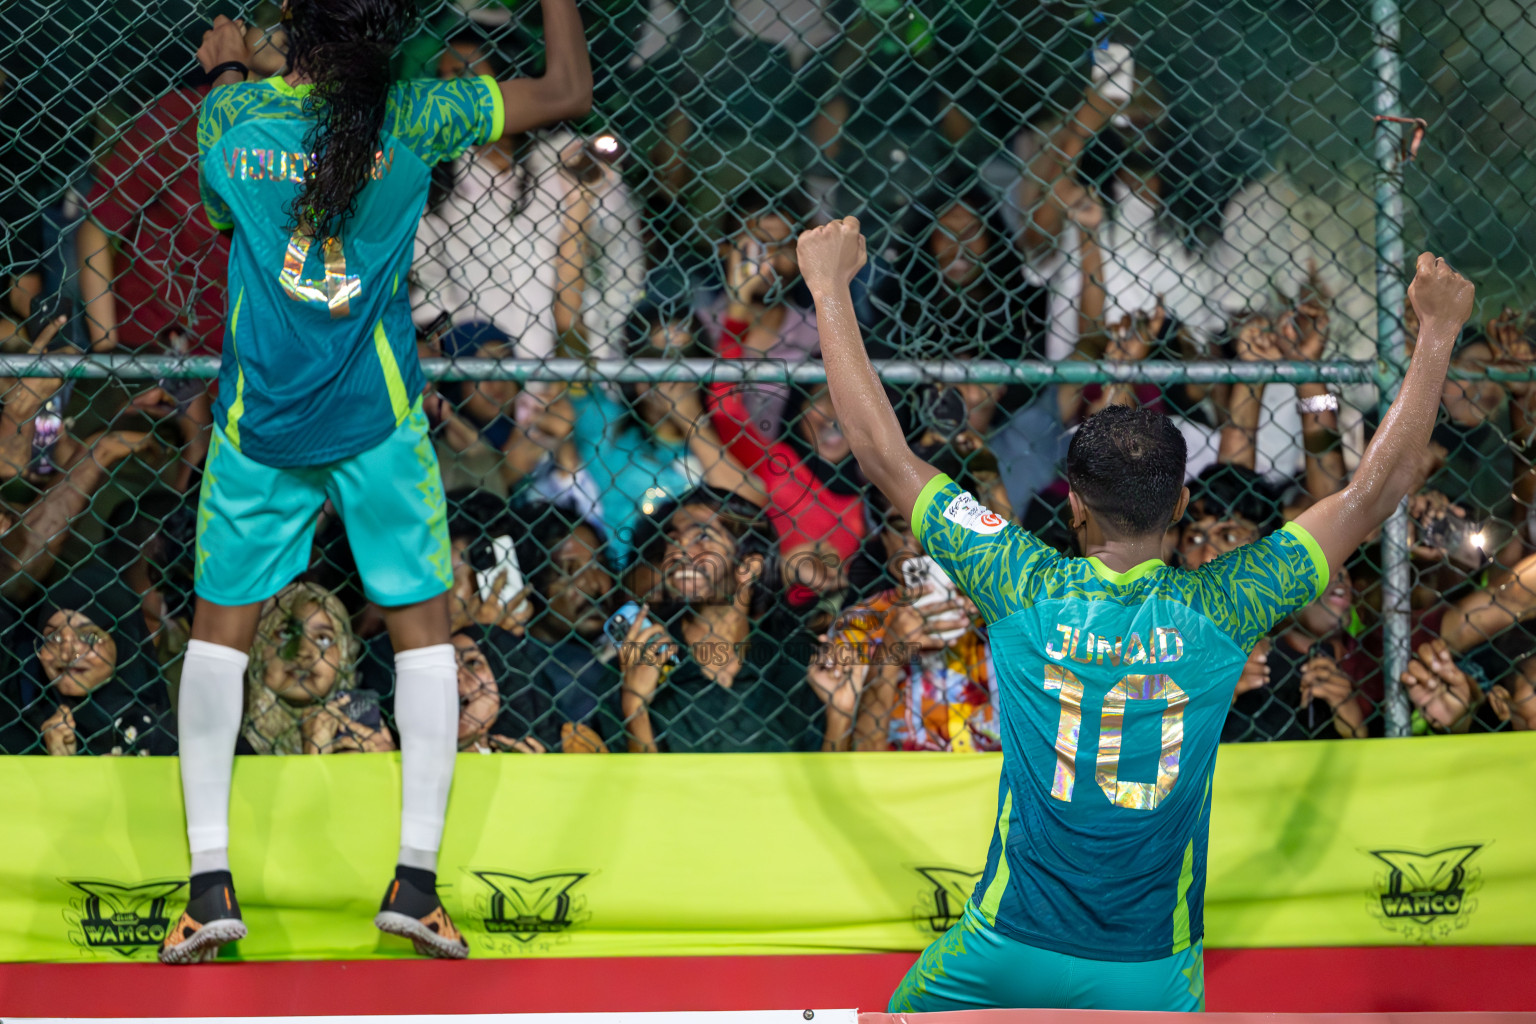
left=86, top=87, right=228, bottom=354
left=708, top=317, right=867, bottom=600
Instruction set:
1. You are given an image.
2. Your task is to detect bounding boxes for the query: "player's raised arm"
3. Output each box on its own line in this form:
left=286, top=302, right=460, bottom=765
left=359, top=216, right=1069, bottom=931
left=798, top=217, right=940, bottom=522
left=1294, top=253, right=1475, bottom=571
left=496, top=0, right=593, bottom=137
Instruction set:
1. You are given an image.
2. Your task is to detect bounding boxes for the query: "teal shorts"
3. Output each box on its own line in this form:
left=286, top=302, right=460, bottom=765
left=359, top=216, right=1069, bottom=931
left=890, top=901, right=1205, bottom=1013
left=194, top=398, right=452, bottom=608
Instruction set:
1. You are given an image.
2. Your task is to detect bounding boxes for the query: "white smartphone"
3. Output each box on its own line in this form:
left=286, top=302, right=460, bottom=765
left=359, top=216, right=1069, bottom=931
left=1091, top=41, right=1136, bottom=128
left=901, top=555, right=967, bottom=644
left=478, top=535, right=529, bottom=614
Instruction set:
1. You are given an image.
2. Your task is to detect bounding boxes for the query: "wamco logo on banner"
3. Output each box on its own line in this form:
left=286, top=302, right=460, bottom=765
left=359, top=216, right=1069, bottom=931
left=62, top=878, right=187, bottom=958
left=462, top=869, right=591, bottom=955
left=1366, top=844, right=1484, bottom=942
left=913, top=867, right=983, bottom=934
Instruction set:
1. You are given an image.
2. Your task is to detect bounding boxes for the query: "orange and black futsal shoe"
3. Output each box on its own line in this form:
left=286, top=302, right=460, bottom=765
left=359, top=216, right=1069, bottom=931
left=159, top=872, right=247, bottom=964
left=374, top=868, right=469, bottom=959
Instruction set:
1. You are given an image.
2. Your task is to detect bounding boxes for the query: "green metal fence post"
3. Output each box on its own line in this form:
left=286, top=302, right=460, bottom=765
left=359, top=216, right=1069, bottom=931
left=1373, top=0, right=1413, bottom=738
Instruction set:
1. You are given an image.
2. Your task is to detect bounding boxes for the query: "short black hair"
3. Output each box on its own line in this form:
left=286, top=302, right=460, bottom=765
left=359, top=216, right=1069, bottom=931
left=1186, top=463, right=1283, bottom=535
left=630, top=485, right=779, bottom=619
left=720, top=185, right=813, bottom=243
left=508, top=497, right=609, bottom=607
left=446, top=488, right=514, bottom=544
left=1065, top=405, right=1187, bottom=537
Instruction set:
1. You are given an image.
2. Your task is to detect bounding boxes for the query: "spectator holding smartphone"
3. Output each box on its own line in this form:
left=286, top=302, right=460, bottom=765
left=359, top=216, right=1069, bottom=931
left=851, top=446, right=995, bottom=752
left=1224, top=565, right=1369, bottom=741
left=239, top=582, right=393, bottom=755
left=618, top=487, right=867, bottom=752
left=702, top=188, right=820, bottom=441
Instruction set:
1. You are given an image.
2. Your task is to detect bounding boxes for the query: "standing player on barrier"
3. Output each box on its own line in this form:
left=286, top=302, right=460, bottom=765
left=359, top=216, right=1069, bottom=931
left=160, top=1, right=591, bottom=964
left=798, top=218, right=1473, bottom=1011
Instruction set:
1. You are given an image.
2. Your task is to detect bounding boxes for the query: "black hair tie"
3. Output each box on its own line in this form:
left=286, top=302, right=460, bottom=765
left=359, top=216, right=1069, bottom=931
left=207, top=61, right=251, bottom=82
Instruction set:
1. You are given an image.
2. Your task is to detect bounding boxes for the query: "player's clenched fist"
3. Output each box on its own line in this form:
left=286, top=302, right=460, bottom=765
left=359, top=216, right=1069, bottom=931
left=198, top=15, right=253, bottom=73
left=1407, top=251, right=1475, bottom=332
left=797, top=216, right=867, bottom=296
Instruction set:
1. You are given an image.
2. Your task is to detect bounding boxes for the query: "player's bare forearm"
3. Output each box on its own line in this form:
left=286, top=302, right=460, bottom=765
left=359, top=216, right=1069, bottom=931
left=1295, top=253, right=1474, bottom=569
left=805, top=243, right=937, bottom=522
left=498, top=0, right=593, bottom=137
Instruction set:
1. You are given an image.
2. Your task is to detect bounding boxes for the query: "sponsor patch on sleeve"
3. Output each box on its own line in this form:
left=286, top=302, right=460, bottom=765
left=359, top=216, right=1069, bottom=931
left=942, top=491, right=1007, bottom=535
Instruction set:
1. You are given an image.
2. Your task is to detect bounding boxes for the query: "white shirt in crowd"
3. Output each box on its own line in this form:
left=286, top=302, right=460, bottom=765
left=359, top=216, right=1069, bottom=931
left=412, top=131, right=645, bottom=361
left=1018, top=177, right=1307, bottom=485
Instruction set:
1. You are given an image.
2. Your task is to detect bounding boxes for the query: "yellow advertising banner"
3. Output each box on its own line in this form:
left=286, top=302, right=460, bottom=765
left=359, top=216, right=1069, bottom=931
left=1, top=733, right=1532, bottom=962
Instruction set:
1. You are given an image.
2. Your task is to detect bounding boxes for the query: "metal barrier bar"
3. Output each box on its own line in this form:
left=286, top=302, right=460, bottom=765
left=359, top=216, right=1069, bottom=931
left=0, top=355, right=1410, bottom=384
left=1373, top=0, right=1413, bottom=738
left=4, top=355, right=1529, bottom=385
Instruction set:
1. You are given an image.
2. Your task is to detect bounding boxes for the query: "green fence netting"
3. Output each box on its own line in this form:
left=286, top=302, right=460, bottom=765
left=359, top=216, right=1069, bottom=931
left=1, top=0, right=1534, bottom=757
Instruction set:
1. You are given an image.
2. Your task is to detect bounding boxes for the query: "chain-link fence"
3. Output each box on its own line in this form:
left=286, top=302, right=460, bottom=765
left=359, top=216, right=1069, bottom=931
left=1, top=0, right=1534, bottom=757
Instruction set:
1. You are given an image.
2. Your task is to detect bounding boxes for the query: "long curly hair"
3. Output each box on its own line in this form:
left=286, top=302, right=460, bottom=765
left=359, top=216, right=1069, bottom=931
left=284, top=0, right=414, bottom=239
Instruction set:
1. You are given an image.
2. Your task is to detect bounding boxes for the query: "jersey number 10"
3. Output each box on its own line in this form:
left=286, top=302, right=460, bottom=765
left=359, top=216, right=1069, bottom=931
left=1043, top=664, right=1187, bottom=811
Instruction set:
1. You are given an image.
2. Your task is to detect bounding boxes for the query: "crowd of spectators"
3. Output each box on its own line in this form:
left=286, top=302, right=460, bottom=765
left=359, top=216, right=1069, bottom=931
left=1, top=5, right=1534, bottom=757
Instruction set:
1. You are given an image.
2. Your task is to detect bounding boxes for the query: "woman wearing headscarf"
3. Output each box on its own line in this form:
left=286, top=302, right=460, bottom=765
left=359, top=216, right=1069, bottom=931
left=238, top=582, right=394, bottom=756
left=10, top=563, right=175, bottom=755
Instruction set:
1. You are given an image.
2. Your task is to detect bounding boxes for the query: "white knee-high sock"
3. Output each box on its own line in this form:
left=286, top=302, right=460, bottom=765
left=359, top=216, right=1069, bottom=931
left=394, top=644, right=458, bottom=873
left=179, top=640, right=248, bottom=875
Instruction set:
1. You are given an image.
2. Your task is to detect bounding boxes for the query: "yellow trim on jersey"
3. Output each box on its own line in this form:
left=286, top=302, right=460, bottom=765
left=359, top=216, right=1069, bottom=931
left=1085, top=555, right=1164, bottom=585
left=1172, top=772, right=1213, bottom=954
left=477, top=74, right=505, bottom=143
left=372, top=319, right=412, bottom=425
left=265, top=75, right=315, bottom=99
left=976, top=786, right=1014, bottom=925
left=225, top=289, right=248, bottom=449
left=910, top=472, right=954, bottom=549
left=1281, top=521, right=1329, bottom=601
left=1170, top=839, right=1196, bottom=953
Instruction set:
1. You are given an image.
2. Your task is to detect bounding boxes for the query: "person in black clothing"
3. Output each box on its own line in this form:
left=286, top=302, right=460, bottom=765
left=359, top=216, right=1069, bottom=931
left=1223, top=564, right=1369, bottom=742
left=502, top=500, right=623, bottom=751
left=617, top=486, right=869, bottom=752
left=366, top=499, right=624, bottom=752
left=452, top=625, right=611, bottom=753
left=870, top=185, right=1047, bottom=365
left=1, top=563, right=175, bottom=755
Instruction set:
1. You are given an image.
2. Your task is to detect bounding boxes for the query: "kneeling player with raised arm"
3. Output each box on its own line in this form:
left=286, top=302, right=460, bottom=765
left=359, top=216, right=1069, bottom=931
left=797, top=217, right=1473, bottom=1012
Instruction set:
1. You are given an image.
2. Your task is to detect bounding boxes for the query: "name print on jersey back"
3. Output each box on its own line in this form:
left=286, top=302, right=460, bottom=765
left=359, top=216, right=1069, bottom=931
left=1041, top=622, right=1186, bottom=811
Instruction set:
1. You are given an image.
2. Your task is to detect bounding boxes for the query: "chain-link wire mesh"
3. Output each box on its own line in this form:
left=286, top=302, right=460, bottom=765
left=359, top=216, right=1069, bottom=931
left=1, top=0, right=1534, bottom=757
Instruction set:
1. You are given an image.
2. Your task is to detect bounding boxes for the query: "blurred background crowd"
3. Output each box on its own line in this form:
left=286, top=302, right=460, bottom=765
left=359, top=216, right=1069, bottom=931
left=2, top=0, right=1536, bottom=756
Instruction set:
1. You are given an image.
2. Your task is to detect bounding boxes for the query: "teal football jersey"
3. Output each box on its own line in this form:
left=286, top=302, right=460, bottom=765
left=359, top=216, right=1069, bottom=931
left=198, top=75, right=503, bottom=467
left=912, top=474, right=1327, bottom=961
